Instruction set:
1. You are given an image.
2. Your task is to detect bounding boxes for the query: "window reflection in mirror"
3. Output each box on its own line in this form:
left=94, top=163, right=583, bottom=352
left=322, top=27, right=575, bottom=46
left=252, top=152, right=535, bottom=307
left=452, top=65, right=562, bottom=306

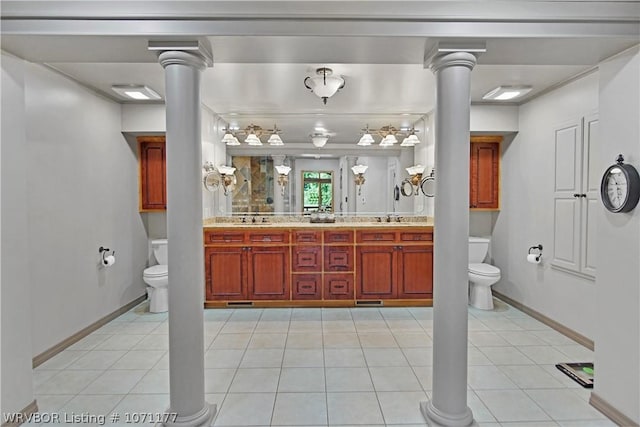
left=302, top=171, right=333, bottom=213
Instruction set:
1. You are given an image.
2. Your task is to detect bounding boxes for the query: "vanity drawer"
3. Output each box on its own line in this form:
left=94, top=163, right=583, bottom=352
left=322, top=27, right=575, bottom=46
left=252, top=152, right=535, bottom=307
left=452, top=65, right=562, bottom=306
left=293, top=230, right=322, bottom=244
left=324, top=246, right=354, bottom=272
left=399, top=231, right=433, bottom=242
left=292, top=274, right=322, bottom=300
left=247, top=231, right=290, bottom=244
left=204, top=230, right=246, bottom=244
left=292, top=246, right=322, bottom=272
left=324, top=273, right=354, bottom=300
left=356, top=230, right=396, bottom=243
left=324, top=230, right=354, bottom=244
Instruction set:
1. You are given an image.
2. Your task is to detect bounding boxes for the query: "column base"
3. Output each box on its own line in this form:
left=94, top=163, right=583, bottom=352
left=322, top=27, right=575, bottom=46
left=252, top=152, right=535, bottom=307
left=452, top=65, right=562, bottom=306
left=421, top=400, right=476, bottom=427
left=164, top=403, right=216, bottom=427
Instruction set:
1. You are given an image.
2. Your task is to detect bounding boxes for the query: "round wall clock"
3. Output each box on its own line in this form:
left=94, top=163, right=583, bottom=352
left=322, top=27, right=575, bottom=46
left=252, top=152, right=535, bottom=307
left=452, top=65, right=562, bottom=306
left=600, top=154, right=640, bottom=213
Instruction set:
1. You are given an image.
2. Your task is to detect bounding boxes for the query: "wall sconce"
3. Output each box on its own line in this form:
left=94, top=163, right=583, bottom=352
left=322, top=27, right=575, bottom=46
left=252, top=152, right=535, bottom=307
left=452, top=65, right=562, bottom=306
left=351, top=164, right=368, bottom=195
left=275, top=165, right=291, bottom=195
left=218, top=165, right=237, bottom=196
left=406, top=164, right=425, bottom=186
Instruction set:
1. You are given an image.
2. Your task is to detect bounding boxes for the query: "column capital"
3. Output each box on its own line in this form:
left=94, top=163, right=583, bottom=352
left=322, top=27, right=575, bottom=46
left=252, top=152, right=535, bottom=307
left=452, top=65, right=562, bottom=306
left=271, top=154, right=287, bottom=164
left=149, top=40, right=213, bottom=70
left=424, top=41, right=485, bottom=73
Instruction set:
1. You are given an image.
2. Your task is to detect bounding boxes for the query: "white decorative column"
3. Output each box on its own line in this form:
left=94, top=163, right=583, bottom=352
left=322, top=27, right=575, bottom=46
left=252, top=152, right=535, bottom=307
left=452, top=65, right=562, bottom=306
left=149, top=40, right=215, bottom=427
left=421, top=43, right=484, bottom=427
left=272, top=154, right=286, bottom=213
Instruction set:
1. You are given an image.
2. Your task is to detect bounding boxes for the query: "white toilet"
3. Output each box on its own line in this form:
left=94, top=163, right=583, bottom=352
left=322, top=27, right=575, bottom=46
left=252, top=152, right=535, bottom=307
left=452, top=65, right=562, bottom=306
left=143, top=239, right=168, bottom=313
left=468, top=237, right=501, bottom=310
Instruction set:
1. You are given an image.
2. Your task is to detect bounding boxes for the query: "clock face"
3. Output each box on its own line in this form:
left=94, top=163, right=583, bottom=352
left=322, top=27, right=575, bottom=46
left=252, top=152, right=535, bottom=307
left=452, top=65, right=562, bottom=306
left=600, top=160, right=640, bottom=213
left=605, top=167, right=628, bottom=209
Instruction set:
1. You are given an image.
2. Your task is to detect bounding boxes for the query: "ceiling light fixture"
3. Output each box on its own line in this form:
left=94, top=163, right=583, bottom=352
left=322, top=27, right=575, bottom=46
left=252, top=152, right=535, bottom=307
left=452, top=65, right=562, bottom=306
left=311, top=135, right=329, bottom=148
left=304, top=67, right=345, bottom=105
left=111, top=85, right=161, bottom=100
left=482, top=85, right=532, bottom=101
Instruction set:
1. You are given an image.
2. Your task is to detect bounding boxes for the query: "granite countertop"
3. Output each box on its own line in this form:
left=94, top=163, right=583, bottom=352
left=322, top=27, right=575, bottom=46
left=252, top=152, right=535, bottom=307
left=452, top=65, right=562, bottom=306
left=203, top=216, right=434, bottom=228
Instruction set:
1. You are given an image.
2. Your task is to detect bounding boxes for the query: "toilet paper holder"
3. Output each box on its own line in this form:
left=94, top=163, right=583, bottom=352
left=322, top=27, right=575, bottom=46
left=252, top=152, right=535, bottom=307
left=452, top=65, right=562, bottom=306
left=99, top=246, right=115, bottom=265
left=528, top=244, right=543, bottom=261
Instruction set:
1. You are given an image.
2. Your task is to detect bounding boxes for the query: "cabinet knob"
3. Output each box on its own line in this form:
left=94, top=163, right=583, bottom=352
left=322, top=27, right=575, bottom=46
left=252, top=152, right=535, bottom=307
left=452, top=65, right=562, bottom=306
left=573, top=193, right=580, bottom=198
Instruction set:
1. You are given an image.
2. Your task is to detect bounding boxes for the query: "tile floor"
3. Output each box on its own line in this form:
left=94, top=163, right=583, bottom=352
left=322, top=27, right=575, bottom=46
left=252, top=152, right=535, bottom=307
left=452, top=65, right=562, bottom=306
left=28, top=298, right=615, bottom=426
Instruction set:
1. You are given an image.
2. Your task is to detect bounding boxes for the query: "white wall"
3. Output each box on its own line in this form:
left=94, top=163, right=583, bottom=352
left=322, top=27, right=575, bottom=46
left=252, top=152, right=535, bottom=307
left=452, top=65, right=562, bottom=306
left=470, top=105, right=519, bottom=133
left=24, top=62, right=149, bottom=355
left=1, top=52, right=34, bottom=416
left=593, top=46, right=639, bottom=424
left=353, top=156, right=390, bottom=214
left=492, top=72, right=599, bottom=339
left=121, top=104, right=166, bottom=133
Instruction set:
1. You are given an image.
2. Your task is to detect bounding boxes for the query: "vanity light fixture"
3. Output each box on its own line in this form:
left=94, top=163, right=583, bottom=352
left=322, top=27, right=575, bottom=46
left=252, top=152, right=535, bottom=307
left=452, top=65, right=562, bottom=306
left=217, top=165, right=237, bottom=196
left=356, top=125, right=419, bottom=147
left=304, top=67, right=345, bottom=105
left=221, top=123, right=284, bottom=146
left=111, top=85, right=162, bottom=100
left=275, top=164, right=291, bottom=195
left=482, top=85, right=532, bottom=101
left=351, top=164, right=368, bottom=195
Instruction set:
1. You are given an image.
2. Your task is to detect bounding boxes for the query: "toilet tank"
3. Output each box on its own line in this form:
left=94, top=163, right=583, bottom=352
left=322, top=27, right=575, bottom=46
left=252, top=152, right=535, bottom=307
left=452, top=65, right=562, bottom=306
left=469, top=237, right=490, bottom=263
left=151, top=239, right=168, bottom=265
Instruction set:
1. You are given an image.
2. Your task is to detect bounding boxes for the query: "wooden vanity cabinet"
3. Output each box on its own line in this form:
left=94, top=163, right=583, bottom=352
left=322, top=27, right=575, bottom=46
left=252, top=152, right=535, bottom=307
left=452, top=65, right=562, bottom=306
left=470, top=136, right=501, bottom=210
left=247, top=245, right=290, bottom=300
left=205, top=225, right=432, bottom=305
left=356, top=228, right=433, bottom=300
left=138, top=136, right=166, bottom=212
left=205, top=246, right=246, bottom=300
left=204, top=229, right=290, bottom=301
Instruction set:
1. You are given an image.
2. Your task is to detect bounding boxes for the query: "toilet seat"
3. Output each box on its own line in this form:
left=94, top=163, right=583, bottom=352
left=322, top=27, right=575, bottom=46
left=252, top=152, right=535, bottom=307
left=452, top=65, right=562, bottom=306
left=469, top=263, right=500, bottom=277
left=143, top=265, right=168, bottom=278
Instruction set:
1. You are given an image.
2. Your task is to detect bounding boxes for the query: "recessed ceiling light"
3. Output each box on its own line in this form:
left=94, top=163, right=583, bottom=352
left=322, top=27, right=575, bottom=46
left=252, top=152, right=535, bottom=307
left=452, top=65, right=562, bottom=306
left=482, top=85, right=532, bottom=101
left=111, top=85, right=162, bottom=100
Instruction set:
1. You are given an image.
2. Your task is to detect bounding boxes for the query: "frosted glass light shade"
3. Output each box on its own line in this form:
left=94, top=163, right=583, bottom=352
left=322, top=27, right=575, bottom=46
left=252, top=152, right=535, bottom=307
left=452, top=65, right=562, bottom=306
left=218, top=165, right=236, bottom=175
left=357, top=133, right=374, bottom=146
left=268, top=134, right=284, bottom=145
left=312, top=136, right=328, bottom=147
left=275, top=165, right=291, bottom=175
left=406, top=165, right=425, bottom=175
left=245, top=134, right=262, bottom=145
left=380, top=134, right=397, bottom=146
left=400, top=134, right=420, bottom=146
left=306, top=75, right=344, bottom=98
left=351, top=164, right=368, bottom=175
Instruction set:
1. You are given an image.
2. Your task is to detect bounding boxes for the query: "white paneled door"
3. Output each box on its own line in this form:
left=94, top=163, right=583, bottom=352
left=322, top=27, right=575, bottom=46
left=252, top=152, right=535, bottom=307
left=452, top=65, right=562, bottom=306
left=551, top=114, right=598, bottom=279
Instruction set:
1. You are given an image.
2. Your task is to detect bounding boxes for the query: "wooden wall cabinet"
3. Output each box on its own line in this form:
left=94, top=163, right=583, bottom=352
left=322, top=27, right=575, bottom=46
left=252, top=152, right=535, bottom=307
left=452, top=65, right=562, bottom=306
left=470, top=136, right=501, bottom=210
left=138, top=136, right=166, bottom=211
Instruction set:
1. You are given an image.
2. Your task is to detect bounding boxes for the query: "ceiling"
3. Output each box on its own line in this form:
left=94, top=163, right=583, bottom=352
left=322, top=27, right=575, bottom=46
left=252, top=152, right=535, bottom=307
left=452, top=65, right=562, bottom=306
left=2, top=4, right=638, bottom=148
